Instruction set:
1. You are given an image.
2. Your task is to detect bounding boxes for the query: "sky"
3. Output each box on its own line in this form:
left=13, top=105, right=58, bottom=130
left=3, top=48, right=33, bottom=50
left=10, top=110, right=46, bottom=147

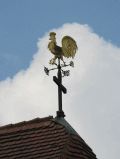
left=0, top=1, right=120, bottom=159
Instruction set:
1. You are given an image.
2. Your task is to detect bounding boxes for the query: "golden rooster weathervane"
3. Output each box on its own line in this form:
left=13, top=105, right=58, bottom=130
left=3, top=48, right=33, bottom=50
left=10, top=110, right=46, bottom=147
left=48, top=32, right=78, bottom=65
left=44, top=32, right=78, bottom=118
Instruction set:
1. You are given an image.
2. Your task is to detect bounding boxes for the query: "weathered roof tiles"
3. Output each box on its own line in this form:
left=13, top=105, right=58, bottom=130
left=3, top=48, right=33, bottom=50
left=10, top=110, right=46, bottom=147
left=0, top=116, right=97, bottom=159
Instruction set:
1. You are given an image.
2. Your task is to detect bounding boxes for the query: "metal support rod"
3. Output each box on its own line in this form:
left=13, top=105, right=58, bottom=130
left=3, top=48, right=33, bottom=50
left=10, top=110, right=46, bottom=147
left=56, top=58, right=65, bottom=117
left=58, top=58, right=62, bottom=112
left=49, top=67, right=58, bottom=71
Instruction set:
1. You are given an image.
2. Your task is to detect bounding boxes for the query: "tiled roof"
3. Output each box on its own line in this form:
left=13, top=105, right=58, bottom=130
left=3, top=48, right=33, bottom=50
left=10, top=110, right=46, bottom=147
left=0, top=116, right=97, bottom=159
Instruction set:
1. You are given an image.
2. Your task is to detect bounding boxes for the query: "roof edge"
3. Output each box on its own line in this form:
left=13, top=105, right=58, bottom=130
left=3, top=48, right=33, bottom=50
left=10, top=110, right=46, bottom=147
left=53, top=116, right=79, bottom=136
left=0, top=116, right=53, bottom=130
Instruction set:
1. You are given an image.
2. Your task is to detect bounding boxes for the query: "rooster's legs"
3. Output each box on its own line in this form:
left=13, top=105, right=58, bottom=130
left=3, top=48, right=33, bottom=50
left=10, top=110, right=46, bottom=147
left=49, top=55, right=66, bottom=66
left=49, top=56, right=57, bottom=65
left=60, top=56, right=66, bottom=66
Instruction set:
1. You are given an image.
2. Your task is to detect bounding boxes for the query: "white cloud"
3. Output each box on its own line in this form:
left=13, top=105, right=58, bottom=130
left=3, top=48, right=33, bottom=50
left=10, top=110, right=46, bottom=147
left=0, top=23, right=120, bottom=159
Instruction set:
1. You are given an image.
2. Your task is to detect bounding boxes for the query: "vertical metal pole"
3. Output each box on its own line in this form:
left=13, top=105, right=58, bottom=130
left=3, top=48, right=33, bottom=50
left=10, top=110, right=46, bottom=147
left=58, top=58, right=62, bottom=112
left=56, top=58, right=65, bottom=118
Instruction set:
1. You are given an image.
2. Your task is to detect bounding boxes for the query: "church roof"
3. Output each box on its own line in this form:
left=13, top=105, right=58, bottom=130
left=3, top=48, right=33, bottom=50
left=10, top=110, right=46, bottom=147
left=0, top=116, right=97, bottom=159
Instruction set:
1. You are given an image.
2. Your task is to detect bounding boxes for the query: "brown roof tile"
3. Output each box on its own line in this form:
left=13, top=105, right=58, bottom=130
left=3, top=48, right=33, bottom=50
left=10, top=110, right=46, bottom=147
left=0, top=116, right=97, bottom=159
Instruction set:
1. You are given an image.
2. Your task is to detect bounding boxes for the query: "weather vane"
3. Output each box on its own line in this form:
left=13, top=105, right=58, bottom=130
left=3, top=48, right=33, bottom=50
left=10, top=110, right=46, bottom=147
left=44, top=32, right=78, bottom=118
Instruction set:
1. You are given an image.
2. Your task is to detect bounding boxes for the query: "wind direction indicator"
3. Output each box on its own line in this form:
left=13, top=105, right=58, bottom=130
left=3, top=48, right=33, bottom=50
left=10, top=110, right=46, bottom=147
left=44, top=32, right=78, bottom=117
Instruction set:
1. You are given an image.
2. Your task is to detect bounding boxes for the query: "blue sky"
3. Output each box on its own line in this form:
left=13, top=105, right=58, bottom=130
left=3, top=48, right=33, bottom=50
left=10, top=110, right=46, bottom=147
left=0, top=0, right=120, bottom=79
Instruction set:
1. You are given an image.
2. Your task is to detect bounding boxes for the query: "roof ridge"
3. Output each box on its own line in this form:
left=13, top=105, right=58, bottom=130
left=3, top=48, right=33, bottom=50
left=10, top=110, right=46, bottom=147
left=65, top=134, right=97, bottom=159
left=53, top=117, right=79, bottom=136
left=0, top=116, right=53, bottom=131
